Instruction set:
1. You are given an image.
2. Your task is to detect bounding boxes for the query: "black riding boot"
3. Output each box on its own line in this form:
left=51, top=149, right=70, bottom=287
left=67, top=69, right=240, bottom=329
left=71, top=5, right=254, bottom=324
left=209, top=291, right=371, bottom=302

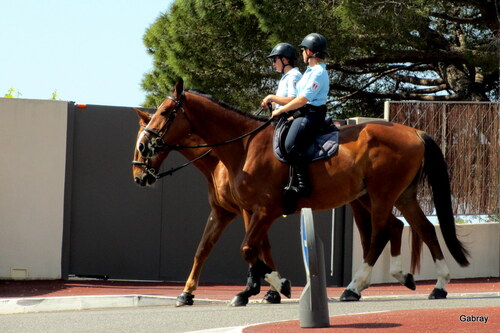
left=294, top=163, right=311, bottom=197
left=282, top=163, right=311, bottom=214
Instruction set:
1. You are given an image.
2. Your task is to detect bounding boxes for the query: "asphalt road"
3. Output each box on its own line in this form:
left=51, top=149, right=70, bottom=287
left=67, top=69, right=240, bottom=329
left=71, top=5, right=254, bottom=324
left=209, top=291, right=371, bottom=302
left=1, top=295, right=498, bottom=333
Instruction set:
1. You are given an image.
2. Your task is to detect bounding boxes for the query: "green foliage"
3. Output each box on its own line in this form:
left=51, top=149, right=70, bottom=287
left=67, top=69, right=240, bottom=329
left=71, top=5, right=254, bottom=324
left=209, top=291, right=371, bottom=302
left=4, top=88, right=21, bottom=98
left=3, top=88, right=60, bottom=100
left=142, top=0, right=274, bottom=111
left=142, top=0, right=499, bottom=116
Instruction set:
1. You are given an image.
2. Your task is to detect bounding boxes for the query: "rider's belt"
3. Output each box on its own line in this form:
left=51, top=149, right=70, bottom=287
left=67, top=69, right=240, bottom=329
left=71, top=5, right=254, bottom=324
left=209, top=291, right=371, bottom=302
left=292, top=104, right=327, bottom=119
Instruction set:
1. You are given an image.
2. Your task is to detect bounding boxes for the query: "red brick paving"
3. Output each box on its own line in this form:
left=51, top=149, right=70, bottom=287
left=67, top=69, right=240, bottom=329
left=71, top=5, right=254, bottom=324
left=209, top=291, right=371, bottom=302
left=244, top=307, right=499, bottom=332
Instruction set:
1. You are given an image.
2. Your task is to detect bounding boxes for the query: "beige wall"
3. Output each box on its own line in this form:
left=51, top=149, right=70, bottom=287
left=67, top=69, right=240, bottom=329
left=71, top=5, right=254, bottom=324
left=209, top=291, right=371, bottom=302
left=352, top=223, right=500, bottom=284
left=0, top=98, right=68, bottom=279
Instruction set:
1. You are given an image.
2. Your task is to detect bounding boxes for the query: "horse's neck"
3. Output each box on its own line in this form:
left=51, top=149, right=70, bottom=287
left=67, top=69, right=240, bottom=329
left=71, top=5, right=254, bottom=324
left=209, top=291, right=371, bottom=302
left=185, top=93, right=263, bottom=168
left=177, top=147, right=219, bottom=180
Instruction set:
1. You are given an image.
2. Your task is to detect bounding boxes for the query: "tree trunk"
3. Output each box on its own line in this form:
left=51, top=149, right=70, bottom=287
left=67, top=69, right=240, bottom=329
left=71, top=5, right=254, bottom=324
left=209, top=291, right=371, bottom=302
left=440, top=63, right=489, bottom=101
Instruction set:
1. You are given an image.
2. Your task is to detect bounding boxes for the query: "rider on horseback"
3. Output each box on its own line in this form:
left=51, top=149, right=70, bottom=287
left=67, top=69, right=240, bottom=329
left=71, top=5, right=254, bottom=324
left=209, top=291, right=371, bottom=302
left=261, top=43, right=302, bottom=110
left=264, top=33, right=330, bottom=206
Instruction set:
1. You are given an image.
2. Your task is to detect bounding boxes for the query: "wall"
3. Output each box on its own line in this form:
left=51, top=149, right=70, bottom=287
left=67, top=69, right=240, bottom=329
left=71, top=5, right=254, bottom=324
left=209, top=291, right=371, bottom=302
left=0, top=98, right=69, bottom=279
left=352, top=223, right=500, bottom=284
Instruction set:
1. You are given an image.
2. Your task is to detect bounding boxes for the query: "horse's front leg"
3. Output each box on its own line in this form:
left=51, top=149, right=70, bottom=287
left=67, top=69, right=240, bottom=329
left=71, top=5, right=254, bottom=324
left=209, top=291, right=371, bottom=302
left=259, top=234, right=282, bottom=304
left=230, top=213, right=290, bottom=307
left=176, top=208, right=236, bottom=306
left=241, top=210, right=283, bottom=305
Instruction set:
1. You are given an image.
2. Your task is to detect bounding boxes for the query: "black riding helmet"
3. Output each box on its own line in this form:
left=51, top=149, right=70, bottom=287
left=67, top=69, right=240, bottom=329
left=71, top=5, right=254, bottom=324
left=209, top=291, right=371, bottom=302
left=299, top=33, right=329, bottom=59
left=267, top=43, right=298, bottom=67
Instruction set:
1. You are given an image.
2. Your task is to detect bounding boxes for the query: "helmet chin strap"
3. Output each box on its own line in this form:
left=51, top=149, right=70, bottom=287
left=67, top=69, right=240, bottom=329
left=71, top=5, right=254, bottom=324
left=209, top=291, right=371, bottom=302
left=304, top=49, right=318, bottom=63
left=279, top=57, right=292, bottom=74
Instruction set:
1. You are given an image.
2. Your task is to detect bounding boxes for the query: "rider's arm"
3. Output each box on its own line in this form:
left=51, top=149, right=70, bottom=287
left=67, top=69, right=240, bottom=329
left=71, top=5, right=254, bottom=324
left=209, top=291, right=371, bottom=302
left=261, top=95, right=295, bottom=108
left=271, top=96, right=308, bottom=118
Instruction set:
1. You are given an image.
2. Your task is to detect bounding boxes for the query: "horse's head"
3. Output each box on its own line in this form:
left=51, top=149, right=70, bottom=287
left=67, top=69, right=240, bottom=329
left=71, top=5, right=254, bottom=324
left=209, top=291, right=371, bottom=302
left=132, top=109, right=170, bottom=187
left=136, top=79, right=192, bottom=159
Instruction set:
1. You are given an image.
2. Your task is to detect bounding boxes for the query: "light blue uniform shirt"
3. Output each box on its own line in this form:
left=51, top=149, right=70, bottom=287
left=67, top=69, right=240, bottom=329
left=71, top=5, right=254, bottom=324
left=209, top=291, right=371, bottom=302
left=296, top=64, right=329, bottom=106
left=275, top=67, right=302, bottom=109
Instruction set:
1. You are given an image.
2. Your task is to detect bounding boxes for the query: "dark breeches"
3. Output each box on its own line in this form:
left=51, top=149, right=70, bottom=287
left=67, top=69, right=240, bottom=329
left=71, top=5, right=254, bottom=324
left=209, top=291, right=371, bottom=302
left=284, top=108, right=326, bottom=160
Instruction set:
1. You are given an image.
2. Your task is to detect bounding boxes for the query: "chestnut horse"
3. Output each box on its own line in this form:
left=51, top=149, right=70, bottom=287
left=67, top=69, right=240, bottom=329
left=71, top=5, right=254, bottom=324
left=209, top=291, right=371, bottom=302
left=133, top=109, right=418, bottom=305
left=136, top=79, right=469, bottom=306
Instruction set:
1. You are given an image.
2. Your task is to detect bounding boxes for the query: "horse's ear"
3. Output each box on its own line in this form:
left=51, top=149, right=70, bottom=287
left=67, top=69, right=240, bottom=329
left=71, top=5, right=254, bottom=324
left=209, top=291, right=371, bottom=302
left=173, top=78, right=184, bottom=99
left=134, top=108, right=151, bottom=126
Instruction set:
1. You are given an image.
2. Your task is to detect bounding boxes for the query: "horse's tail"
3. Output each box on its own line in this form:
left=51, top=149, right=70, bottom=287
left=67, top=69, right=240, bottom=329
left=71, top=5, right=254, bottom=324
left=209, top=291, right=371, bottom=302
left=410, top=226, right=423, bottom=274
left=419, top=132, right=470, bottom=267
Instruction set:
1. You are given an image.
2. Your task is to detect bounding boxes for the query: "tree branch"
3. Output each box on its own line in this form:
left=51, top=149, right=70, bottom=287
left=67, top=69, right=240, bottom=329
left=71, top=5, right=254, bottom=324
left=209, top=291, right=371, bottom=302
left=340, top=48, right=492, bottom=66
left=331, top=84, right=459, bottom=101
left=389, top=74, right=445, bottom=86
left=430, top=12, right=485, bottom=25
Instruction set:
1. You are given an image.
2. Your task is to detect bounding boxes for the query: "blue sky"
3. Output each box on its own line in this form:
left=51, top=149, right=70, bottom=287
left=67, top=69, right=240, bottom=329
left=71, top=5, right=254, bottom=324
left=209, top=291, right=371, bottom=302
left=1, top=0, right=173, bottom=107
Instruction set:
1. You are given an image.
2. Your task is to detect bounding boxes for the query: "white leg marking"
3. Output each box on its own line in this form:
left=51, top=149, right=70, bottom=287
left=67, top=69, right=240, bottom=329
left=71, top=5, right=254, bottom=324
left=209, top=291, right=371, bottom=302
left=390, top=255, right=405, bottom=285
left=435, top=259, right=450, bottom=290
left=346, top=262, right=373, bottom=294
left=264, top=271, right=286, bottom=293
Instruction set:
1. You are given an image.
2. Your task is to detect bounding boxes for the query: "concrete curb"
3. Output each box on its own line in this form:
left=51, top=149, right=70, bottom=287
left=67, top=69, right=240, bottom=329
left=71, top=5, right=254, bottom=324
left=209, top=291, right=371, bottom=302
left=1, top=292, right=498, bottom=315
left=0, top=295, right=224, bottom=315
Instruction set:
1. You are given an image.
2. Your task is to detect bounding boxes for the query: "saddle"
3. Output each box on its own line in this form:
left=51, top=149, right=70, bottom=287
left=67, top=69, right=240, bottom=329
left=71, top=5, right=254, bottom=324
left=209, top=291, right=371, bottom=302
left=273, top=116, right=340, bottom=163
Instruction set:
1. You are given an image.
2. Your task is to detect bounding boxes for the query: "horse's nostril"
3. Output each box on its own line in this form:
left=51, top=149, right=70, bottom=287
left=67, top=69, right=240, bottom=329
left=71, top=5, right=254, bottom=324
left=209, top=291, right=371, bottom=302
left=134, top=177, right=141, bottom=184
left=138, top=143, right=145, bottom=153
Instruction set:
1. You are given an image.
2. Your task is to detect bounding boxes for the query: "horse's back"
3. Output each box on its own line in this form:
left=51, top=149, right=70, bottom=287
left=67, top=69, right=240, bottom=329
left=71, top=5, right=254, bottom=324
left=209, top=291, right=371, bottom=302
left=339, top=121, right=421, bottom=143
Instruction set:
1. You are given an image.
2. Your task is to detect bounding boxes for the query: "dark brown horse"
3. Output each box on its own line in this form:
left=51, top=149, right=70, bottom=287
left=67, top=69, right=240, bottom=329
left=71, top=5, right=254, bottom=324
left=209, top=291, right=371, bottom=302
left=136, top=79, right=469, bottom=306
left=133, top=109, right=417, bottom=305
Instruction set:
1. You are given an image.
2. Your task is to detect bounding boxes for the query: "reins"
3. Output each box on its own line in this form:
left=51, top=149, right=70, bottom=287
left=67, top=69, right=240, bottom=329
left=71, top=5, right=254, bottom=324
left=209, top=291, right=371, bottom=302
left=167, top=117, right=273, bottom=150
left=144, top=93, right=273, bottom=151
left=132, top=148, right=213, bottom=179
left=135, top=95, right=272, bottom=179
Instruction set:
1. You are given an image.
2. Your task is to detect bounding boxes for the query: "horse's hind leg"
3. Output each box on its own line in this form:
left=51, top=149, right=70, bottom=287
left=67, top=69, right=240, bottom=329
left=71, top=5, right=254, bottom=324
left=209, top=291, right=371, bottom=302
left=387, top=215, right=416, bottom=290
left=343, top=197, right=415, bottom=302
left=396, top=193, right=450, bottom=299
left=176, top=208, right=237, bottom=306
left=342, top=199, right=392, bottom=301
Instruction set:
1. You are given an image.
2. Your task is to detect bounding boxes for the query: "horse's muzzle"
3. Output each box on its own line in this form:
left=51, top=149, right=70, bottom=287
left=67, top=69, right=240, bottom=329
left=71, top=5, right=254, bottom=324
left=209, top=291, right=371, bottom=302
left=134, top=174, right=156, bottom=187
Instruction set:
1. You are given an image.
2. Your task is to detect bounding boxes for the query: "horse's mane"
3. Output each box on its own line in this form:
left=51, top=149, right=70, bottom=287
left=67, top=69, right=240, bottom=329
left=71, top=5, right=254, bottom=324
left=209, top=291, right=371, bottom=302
left=186, top=89, right=269, bottom=122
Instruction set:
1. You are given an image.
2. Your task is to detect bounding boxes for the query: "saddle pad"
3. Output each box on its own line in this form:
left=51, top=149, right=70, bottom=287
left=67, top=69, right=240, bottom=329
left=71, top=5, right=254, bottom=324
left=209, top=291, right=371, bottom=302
left=273, top=117, right=340, bottom=163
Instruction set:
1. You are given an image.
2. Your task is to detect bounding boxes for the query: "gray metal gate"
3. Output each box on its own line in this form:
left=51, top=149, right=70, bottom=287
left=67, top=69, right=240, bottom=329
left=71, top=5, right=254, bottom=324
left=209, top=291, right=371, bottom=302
left=61, top=104, right=340, bottom=285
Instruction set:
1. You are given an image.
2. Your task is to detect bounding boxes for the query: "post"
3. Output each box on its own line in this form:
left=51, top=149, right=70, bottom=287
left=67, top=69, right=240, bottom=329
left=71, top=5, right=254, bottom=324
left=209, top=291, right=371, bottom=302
left=299, top=208, right=330, bottom=328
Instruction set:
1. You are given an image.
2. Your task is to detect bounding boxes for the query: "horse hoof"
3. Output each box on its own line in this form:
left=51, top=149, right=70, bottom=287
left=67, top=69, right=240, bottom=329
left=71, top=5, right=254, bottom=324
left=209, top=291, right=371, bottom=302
left=429, top=288, right=447, bottom=299
left=281, top=279, right=292, bottom=298
left=262, top=290, right=281, bottom=304
left=230, top=295, right=248, bottom=307
left=404, top=274, right=416, bottom=291
left=176, top=292, right=194, bottom=307
left=340, top=289, right=361, bottom=302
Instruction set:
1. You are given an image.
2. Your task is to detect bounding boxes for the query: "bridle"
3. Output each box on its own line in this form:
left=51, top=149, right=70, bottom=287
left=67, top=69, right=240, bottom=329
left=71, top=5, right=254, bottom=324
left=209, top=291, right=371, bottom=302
left=140, top=95, right=189, bottom=152
left=132, top=103, right=212, bottom=179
